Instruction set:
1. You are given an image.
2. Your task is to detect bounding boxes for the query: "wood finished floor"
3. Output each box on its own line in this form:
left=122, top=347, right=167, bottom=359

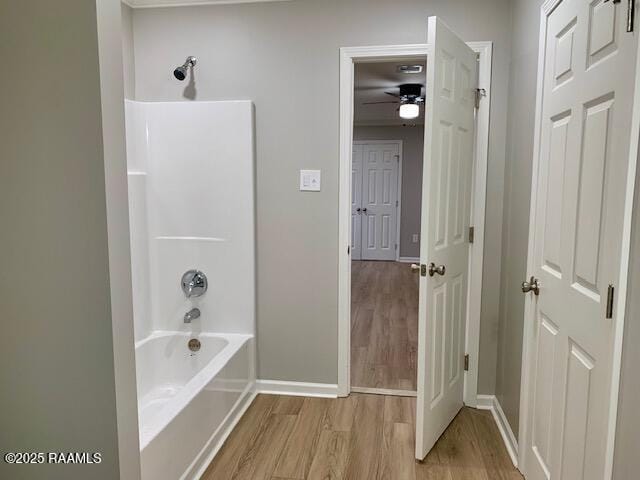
left=202, top=393, right=523, bottom=480
left=351, top=260, right=419, bottom=391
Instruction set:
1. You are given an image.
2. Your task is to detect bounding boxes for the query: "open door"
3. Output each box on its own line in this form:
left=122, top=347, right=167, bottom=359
left=415, top=16, right=477, bottom=459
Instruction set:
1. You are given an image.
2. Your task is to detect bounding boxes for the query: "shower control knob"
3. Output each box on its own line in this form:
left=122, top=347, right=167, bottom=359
left=181, top=270, right=208, bottom=298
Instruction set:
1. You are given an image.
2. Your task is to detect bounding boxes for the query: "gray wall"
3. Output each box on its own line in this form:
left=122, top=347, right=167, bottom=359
left=0, top=1, right=125, bottom=478
left=495, top=0, right=543, bottom=436
left=353, top=125, right=424, bottom=259
left=613, top=154, right=640, bottom=478
left=129, top=0, right=512, bottom=388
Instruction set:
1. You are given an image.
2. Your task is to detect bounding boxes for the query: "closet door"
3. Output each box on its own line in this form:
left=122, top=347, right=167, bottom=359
left=522, top=0, right=637, bottom=478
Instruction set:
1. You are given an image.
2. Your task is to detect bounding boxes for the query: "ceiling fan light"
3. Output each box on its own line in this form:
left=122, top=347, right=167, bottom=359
left=399, top=103, right=420, bottom=119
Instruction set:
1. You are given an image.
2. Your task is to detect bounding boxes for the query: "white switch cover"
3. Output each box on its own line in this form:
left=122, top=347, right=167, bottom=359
left=412, top=234, right=420, bottom=243
left=300, top=169, right=321, bottom=191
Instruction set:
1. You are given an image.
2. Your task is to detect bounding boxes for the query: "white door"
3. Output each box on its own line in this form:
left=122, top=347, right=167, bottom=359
left=360, top=142, right=400, bottom=260
left=523, top=1, right=636, bottom=479
left=415, top=17, right=477, bottom=459
left=351, top=144, right=363, bottom=260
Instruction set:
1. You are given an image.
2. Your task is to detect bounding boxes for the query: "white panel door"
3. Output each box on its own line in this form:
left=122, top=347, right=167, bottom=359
left=360, top=142, right=399, bottom=260
left=415, top=17, right=477, bottom=459
left=523, top=1, right=636, bottom=479
left=351, top=144, right=363, bottom=260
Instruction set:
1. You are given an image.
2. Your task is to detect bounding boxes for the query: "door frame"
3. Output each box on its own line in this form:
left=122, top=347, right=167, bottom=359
left=337, top=42, right=493, bottom=405
left=517, top=0, right=640, bottom=476
left=352, top=140, right=403, bottom=262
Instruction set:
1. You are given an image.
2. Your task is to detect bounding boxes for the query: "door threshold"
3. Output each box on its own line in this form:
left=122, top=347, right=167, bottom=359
left=351, top=386, right=417, bottom=397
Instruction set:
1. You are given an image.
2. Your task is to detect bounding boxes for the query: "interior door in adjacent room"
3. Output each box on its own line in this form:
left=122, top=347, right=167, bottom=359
left=415, top=16, right=477, bottom=459
left=354, top=141, right=400, bottom=261
left=522, top=0, right=637, bottom=479
left=351, top=144, right=363, bottom=260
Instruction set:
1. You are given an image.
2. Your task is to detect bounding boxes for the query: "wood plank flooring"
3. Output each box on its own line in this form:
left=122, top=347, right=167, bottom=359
left=202, top=393, right=523, bottom=480
left=351, top=260, right=419, bottom=390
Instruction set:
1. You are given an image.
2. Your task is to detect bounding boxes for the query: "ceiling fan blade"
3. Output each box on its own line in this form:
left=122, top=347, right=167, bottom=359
left=385, top=92, right=401, bottom=98
left=361, top=101, right=399, bottom=105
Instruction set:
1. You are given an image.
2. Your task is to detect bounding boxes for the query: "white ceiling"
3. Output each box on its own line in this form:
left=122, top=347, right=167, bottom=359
left=354, top=61, right=427, bottom=127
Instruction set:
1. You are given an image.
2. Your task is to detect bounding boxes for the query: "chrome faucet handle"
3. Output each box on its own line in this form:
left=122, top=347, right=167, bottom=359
left=181, top=270, right=208, bottom=298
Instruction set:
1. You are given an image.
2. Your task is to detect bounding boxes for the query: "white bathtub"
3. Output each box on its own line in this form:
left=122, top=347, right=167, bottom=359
left=135, top=331, right=255, bottom=480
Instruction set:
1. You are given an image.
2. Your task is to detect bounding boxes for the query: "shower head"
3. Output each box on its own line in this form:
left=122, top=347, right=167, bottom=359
left=173, top=56, right=197, bottom=81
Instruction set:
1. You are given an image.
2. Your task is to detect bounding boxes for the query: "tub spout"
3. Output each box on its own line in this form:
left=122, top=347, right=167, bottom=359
left=184, top=308, right=201, bottom=323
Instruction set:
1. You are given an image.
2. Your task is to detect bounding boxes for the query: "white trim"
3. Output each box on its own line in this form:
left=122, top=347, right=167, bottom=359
left=604, top=9, right=640, bottom=478
left=188, top=384, right=257, bottom=480
left=353, top=139, right=403, bottom=261
left=462, top=41, right=492, bottom=408
left=124, top=0, right=294, bottom=8
left=96, top=2, right=141, bottom=478
left=517, top=0, right=640, bottom=477
left=338, top=43, right=493, bottom=405
left=398, top=256, right=420, bottom=263
left=475, top=394, right=494, bottom=410
left=256, top=380, right=339, bottom=398
left=476, top=395, right=519, bottom=469
left=351, top=387, right=417, bottom=397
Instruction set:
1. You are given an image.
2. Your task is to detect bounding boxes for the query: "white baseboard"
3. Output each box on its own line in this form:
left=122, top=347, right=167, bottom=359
left=397, top=256, right=420, bottom=263
left=476, top=395, right=519, bottom=468
left=189, top=382, right=257, bottom=480
left=256, top=380, right=339, bottom=398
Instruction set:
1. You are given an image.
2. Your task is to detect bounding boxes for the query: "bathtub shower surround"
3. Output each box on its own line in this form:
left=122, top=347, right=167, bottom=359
left=125, top=100, right=256, bottom=479
left=136, top=332, right=254, bottom=479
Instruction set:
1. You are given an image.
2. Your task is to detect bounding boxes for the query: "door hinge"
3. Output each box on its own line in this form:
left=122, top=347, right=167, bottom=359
left=464, top=354, right=470, bottom=371
left=396, top=200, right=399, bottom=207
left=347, top=245, right=350, bottom=255
left=395, top=243, right=398, bottom=251
left=475, top=88, right=486, bottom=109
left=605, top=0, right=633, bottom=32
left=606, top=284, right=615, bottom=319
left=469, top=226, right=475, bottom=244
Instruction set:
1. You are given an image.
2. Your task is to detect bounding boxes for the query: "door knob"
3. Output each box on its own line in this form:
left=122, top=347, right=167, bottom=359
left=428, top=262, right=446, bottom=277
left=411, top=264, right=421, bottom=271
left=356, top=208, right=361, bottom=212
left=521, top=276, right=540, bottom=295
left=362, top=208, right=368, bottom=213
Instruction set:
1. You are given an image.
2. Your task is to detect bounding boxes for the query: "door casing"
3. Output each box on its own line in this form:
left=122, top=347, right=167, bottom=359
left=517, top=0, right=640, bottom=478
left=337, top=42, right=493, bottom=407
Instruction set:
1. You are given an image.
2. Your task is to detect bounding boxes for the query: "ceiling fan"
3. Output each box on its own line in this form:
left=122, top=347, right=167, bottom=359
left=361, top=83, right=424, bottom=119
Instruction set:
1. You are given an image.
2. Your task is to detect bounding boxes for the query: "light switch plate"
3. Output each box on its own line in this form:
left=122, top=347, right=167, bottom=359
left=300, top=169, right=321, bottom=191
left=412, top=234, right=420, bottom=243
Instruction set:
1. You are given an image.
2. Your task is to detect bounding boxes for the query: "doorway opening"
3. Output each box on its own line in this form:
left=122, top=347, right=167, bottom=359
left=338, top=40, right=493, bottom=411
left=349, top=60, right=426, bottom=396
